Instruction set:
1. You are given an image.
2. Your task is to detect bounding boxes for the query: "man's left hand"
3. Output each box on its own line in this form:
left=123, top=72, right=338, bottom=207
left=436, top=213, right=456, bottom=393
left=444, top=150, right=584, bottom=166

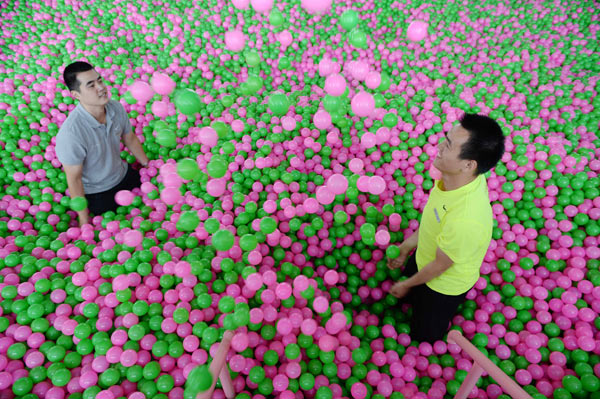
left=390, top=280, right=412, bottom=299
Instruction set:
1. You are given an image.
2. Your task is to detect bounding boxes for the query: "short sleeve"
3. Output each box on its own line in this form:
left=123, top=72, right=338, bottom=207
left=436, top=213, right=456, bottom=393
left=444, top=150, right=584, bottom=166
left=116, top=101, right=132, bottom=136
left=436, top=218, right=485, bottom=264
left=55, top=132, right=86, bottom=166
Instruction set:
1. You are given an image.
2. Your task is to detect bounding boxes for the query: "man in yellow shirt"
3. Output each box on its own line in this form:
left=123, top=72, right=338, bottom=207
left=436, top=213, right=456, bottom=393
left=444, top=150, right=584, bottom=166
left=388, top=113, right=505, bottom=342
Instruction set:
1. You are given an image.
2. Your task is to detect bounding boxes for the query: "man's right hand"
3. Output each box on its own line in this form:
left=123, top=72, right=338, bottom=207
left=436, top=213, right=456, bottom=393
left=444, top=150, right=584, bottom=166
left=78, top=209, right=90, bottom=227
left=387, top=242, right=413, bottom=269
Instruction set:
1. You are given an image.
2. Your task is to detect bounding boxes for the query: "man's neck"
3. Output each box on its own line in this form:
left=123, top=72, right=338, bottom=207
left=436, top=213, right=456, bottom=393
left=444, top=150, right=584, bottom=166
left=81, top=102, right=106, bottom=124
left=441, top=173, right=477, bottom=191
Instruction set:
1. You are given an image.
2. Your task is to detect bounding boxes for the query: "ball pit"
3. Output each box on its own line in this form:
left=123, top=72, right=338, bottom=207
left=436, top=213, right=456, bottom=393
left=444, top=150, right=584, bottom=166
left=0, top=1, right=599, bottom=399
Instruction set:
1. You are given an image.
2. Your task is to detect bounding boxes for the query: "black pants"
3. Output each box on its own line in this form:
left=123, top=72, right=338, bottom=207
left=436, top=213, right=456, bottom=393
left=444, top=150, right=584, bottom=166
left=401, top=252, right=468, bottom=342
left=85, top=164, right=141, bottom=216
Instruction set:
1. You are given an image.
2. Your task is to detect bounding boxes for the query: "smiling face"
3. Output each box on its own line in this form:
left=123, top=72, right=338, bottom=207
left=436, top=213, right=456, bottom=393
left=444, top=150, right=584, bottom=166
left=70, top=69, right=109, bottom=107
left=433, top=124, right=478, bottom=176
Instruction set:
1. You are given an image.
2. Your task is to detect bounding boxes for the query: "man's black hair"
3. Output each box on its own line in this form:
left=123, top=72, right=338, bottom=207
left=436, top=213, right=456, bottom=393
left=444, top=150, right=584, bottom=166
left=63, top=61, right=94, bottom=92
left=458, top=113, right=505, bottom=175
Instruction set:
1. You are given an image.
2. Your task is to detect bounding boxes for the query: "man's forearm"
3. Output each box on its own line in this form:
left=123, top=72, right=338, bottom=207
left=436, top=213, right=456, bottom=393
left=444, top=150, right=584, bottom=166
left=404, top=259, right=448, bottom=288
left=66, top=177, right=90, bottom=223
left=404, top=227, right=419, bottom=249
left=125, top=134, right=149, bottom=165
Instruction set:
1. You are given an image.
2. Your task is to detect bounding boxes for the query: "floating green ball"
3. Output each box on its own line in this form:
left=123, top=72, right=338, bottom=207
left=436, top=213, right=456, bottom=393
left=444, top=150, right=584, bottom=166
left=155, top=128, right=177, bottom=148
left=260, top=217, right=277, bottom=234
left=269, top=8, right=285, bottom=26
left=213, top=229, right=234, bottom=251
left=174, top=89, right=202, bottom=116
left=349, top=28, right=368, bottom=49
left=177, top=158, right=200, bottom=180
left=70, top=196, right=87, bottom=211
left=268, top=93, right=290, bottom=116
left=186, top=365, right=213, bottom=394
left=176, top=211, right=200, bottom=232
left=240, top=234, right=258, bottom=251
left=340, top=9, right=359, bottom=31
left=207, top=157, right=228, bottom=178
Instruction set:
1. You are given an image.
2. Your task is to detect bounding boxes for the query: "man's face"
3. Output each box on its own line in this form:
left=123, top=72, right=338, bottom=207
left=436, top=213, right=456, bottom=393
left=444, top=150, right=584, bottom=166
left=433, top=124, right=476, bottom=175
left=71, top=69, right=109, bottom=106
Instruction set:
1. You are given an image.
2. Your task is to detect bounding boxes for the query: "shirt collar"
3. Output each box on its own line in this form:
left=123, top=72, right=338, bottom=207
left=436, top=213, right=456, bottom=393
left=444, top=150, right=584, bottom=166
left=435, top=174, right=484, bottom=195
left=76, top=101, right=113, bottom=129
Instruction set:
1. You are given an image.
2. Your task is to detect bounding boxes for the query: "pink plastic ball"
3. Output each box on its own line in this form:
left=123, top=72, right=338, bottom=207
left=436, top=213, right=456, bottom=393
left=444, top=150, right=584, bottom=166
left=301, top=0, right=332, bottom=15
left=129, top=81, right=154, bottom=104
left=151, top=101, right=169, bottom=118
left=313, top=110, right=332, bottom=130
left=224, top=30, right=246, bottom=52
left=324, top=74, right=346, bottom=96
left=351, top=92, right=375, bottom=117
left=327, top=174, right=348, bottom=195
left=250, top=0, right=273, bottom=13
left=151, top=72, right=176, bottom=96
left=115, top=190, right=134, bottom=206
left=407, top=20, right=429, bottom=41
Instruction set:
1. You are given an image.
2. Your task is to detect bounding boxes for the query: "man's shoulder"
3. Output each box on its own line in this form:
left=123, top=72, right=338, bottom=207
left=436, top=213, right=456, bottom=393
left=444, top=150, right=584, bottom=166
left=57, top=107, right=83, bottom=137
left=107, top=99, right=126, bottom=115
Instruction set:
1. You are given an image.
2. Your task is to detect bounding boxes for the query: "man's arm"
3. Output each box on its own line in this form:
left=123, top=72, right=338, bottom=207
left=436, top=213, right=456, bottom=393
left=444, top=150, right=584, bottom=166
left=390, top=246, right=454, bottom=298
left=63, top=164, right=90, bottom=226
left=122, top=130, right=149, bottom=166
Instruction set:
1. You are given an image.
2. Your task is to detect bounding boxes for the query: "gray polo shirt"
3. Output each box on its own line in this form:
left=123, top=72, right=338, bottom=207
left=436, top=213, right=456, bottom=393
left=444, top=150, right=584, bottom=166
left=55, top=100, right=131, bottom=194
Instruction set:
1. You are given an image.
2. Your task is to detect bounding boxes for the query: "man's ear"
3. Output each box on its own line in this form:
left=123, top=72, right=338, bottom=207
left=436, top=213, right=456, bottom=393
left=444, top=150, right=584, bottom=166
left=70, top=89, right=81, bottom=101
left=464, top=159, right=477, bottom=175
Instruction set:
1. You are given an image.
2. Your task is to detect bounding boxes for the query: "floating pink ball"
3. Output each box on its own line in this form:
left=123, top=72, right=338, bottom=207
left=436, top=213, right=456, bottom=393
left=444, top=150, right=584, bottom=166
left=318, top=58, right=334, bottom=77
left=361, top=132, right=377, bottom=148
left=324, top=74, right=346, bottom=96
left=365, top=71, right=381, bottom=90
left=160, top=187, right=181, bottom=205
left=375, top=230, right=390, bottom=245
left=278, top=30, right=293, bottom=47
left=115, top=190, right=134, bottom=206
left=151, top=72, right=176, bottom=96
left=129, top=81, right=154, bottom=104
left=313, top=110, right=332, bottom=130
left=225, top=30, right=246, bottom=52
left=407, top=20, right=429, bottom=41
left=351, top=92, right=375, bottom=117
left=349, top=61, right=369, bottom=81
left=250, top=0, right=273, bottom=13
left=199, top=127, right=218, bottom=147
left=303, top=197, right=319, bottom=213
left=316, top=186, right=335, bottom=205
left=232, top=0, right=250, bottom=9
left=313, top=296, right=329, bottom=313
left=327, top=174, right=348, bottom=195
left=281, top=116, right=296, bottom=131
left=123, top=230, right=143, bottom=247
left=351, top=382, right=368, bottom=399
left=151, top=100, right=169, bottom=118
left=206, top=178, right=226, bottom=197
left=162, top=172, right=182, bottom=188
left=246, top=273, right=263, bottom=291
left=356, top=176, right=370, bottom=192
left=369, top=176, right=386, bottom=195
left=301, top=0, right=332, bottom=15
left=349, top=158, right=364, bottom=173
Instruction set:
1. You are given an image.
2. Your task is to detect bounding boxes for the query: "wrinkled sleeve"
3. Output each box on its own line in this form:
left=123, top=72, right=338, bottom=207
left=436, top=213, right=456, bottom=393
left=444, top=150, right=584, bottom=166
left=436, top=218, right=485, bottom=264
left=55, top=132, right=86, bottom=166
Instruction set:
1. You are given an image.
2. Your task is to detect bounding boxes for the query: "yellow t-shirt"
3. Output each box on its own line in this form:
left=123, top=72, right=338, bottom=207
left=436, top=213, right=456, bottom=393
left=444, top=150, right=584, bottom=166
left=415, top=174, right=493, bottom=295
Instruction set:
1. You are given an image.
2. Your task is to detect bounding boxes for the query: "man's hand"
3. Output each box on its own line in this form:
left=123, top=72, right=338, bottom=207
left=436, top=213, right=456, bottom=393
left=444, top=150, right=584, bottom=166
left=387, top=242, right=413, bottom=269
left=78, top=209, right=90, bottom=227
left=390, top=280, right=412, bottom=299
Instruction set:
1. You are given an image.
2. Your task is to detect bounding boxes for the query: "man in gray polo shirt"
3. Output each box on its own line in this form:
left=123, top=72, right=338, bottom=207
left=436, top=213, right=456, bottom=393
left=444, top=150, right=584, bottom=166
left=55, top=61, right=150, bottom=226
